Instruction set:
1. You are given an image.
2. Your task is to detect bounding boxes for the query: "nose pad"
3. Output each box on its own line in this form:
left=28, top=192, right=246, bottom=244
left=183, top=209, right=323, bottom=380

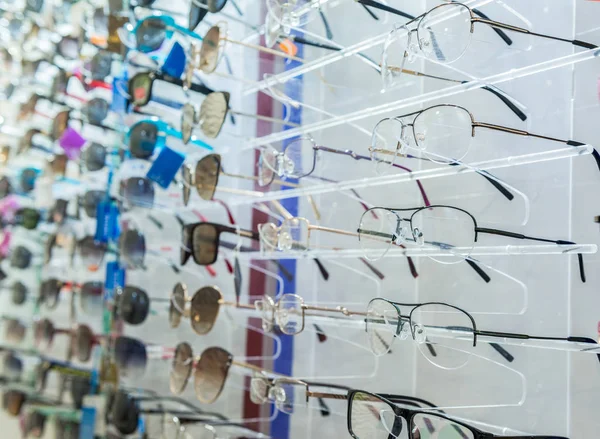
left=399, top=322, right=410, bottom=340
left=278, top=231, right=294, bottom=251
left=413, top=228, right=424, bottom=246
left=277, top=154, right=295, bottom=177
left=413, top=323, right=426, bottom=344
left=414, top=131, right=426, bottom=150
left=419, top=35, right=433, bottom=56
left=407, top=43, right=419, bottom=63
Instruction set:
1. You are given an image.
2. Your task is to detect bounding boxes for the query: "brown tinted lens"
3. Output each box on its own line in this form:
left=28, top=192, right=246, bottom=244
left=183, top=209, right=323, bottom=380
left=189, top=286, right=222, bottom=335
left=51, top=111, right=69, bottom=140
left=169, top=282, right=186, bottom=328
left=74, top=325, right=94, bottom=362
left=34, top=319, right=54, bottom=347
left=193, top=347, right=232, bottom=403
left=194, top=154, right=220, bottom=201
left=192, top=223, right=219, bottom=265
left=182, top=164, right=192, bottom=206
left=49, top=153, right=68, bottom=176
left=200, top=26, right=221, bottom=73
left=181, top=103, right=196, bottom=145
left=170, top=342, right=193, bottom=394
left=199, top=92, right=229, bottom=138
left=2, top=390, right=25, bottom=416
left=19, top=94, right=39, bottom=119
left=5, top=318, right=26, bottom=343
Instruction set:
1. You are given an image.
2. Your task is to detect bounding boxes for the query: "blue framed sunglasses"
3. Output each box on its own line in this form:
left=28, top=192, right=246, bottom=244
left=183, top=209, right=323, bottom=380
left=131, top=15, right=203, bottom=53
left=125, top=119, right=213, bottom=160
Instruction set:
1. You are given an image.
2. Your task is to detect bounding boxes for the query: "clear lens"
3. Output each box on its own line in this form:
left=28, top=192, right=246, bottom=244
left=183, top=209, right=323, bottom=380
left=410, top=304, right=474, bottom=369
left=250, top=376, right=269, bottom=404
left=413, top=105, right=473, bottom=164
left=370, top=118, right=404, bottom=175
left=381, top=24, right=411, bottom=90
left=365, top=299, right=399, bottom=356
left=264, top=0, right=282, bottom=48
left=276, top=294, right=304, bottom=335
left=349, top=392, right=406, bottom=439
left=257, top=145, right=277, bottom=187
left=282, top=137, right=317, bottom=179
left=269, top=380, right=307, bottom=415
left=418, top=3, right=473, bottom=64
left=412, top=412, right=474, bottom=439
left=258, top=222, right=279, bottom=251
left=279, top=217, right=309, bottom=251
left=409, top=206, right=476, bottom=263
left=358, top=208, right=401, bottom=261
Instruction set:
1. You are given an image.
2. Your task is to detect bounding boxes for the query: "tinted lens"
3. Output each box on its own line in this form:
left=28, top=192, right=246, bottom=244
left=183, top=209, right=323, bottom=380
left=193, top=347, right=232, bottom=403
left=190, top=286, right=222, bottom=335
left=19, top=93, right=39, bottom=119
left=20, top=168, right=38, bottom=192
left=135, top=18, right=167, bottom=53
left=116, top=286, right=150, bottom=325
left=113, top=336, right=147, bottom=375
left=78, top=236, right=107, bottom=268
left=129, top=73, right=152, bottom=106
left=90, top=51, right=112, bottom=80
left=49, top=199, right=68, bottom=224
left=39, top=278, right=62, bottom=309
left=11, top=281, right=28, bottom=305
left=84, top=98, right=109, bottom=125
left=49, top=153, right=68, bottom=176
left=51, top=69, right=67, bottom=98
left=0, top=176, right=11, bottom=199
left=199, top=92, right=229, bottom=138
left=2, top=353, right=23, bottom=380
left=129, top=122, right=158, bottom=159
left=69, top=375, right=91, bottom=410
left=170, top=342, right=193, bottom=394
left=169, top=282, right=187, bottom=328
left=119, top=229, right=146, bottom=269
left=192, top=223, right=219, bottom=265
left=349, top=391, right=404, bottom=439
left=122, top=177, right=155, bottom=208
left=233, top=257, right=242, bottom=299
left=55, top=419, right=80, bottom=439
left=5, top=318, right=26, bottom=343
left=208, top=0, right=227, bottom=12
left=194, top=154, right=220, bottom=201
left=80, top=281, right=104, bottom=315
left=181, top=103, right=196, bottom=145
left=25, top=0, right=44, bottom=13
left=81, top=190, right=105, bottom=217
left=82, top=144, right=107, bottom=172
left=111, top=391, right=140, bottom=435
left=33, top=318, right=54, bottom=348
left=2, top=390, right=26, bottom=416
left=51, top=111, right=70, bottom=141
left=0, top=145, right=10, bottom=165
left=188, top=0, right=209, bottom=30
left=14, top=207, right=41, bottom=229
left=200, top=26, right=221, bottom=73
left=74, top=324, right=94, bottom=362
left=10, top=246, right=32, bottom=269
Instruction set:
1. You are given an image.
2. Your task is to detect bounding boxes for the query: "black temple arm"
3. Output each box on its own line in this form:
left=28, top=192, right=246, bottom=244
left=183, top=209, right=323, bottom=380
left=361, top=3, right=379, bottom=20
left=567, top=140, right=600, bottom=172
left=356, top=0, right=414, bottom=20
left=480, top=85, right=527, bottom=121
left=314, top=258, right=329, bottom=280
left=318, top=9, right=333, bottom=39
left=490, top=343, right=514, bottom=362
left=466, top=259, right=491, bottom=283
left=568, top=337, right=600, bottom=363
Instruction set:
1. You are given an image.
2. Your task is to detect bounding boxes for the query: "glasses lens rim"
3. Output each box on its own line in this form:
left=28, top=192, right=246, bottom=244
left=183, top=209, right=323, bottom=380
left=348, top=390, right=400, bottom=438
left=169, top=282, right=187, bottom=328
left=194, top=346, right=232, bottom=403
left=191, top=223, right=220, bottom=266
left=189, top=285, right=222, bottom=335
left=170, top=341, right=193, bottom=394
left=135, top=17, right=167, bottom=53
left=194, top=154, right=220, bottom=201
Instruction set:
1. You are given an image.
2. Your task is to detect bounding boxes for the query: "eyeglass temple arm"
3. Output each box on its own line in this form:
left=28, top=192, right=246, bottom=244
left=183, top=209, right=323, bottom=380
left=231, top=359, right=289, bottom=377
left=472, top=122, right=599, bottom=171
left=226, top=37, right=305, bottom=64
left=475, top=227, right=586, bottom=283
left=228, top=109, right=300, bottom=127
left=463, top=4, right=512, bottom=46
left=354, top=0, right=415, bottom=20
left=157, top=72, right=214, bottom=96
left=472, top=17, right=598, bottom=50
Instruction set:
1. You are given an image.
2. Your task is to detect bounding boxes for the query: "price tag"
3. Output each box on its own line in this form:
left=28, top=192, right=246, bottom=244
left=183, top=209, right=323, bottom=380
left=146, top=146, right=184, bottom=189
left=94, top=200, right=111, bottom=243
left=104, top=261, right=125, bottom=301
left=162, top=42, right=186, bottom=78
left=111, top=73, right=129, bottom=114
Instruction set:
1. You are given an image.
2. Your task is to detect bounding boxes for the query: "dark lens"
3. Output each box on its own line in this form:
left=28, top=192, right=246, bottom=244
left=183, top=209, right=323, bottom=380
left=111, top=391, right=140, bottom=435
left=193, top=346, right=232, bottom=403
left=84, top=98, right=109, bottom=125
left=0, top=176, right=11, bottom=199
left=25, top=0, right=44, bottom=13
left=128, top=73, right=152, bottom=107
left=194, top=154, right=220, bottom=201
left=190, top=286, right=222, bottom=335
left=2, top=353, right=23, bottom=380
left=113, top=336, right=147, bottom=376
left=2, top=389, right=26, bottom=416
left=81, top=190, right=105, bottom=217
left=169, top=282, right=186, bottom=328
left=119, top=229, right=146, bottom=269
left=129, top=122, right=158, bottom=159
left=122, top=177, right=155, bottom=208
left=82, top=144, right=107, bottom=172
left=208, top=0, right=227, bottom=12
left=135, top=18, right=167, bottom=53
left=90, top=51, right=112, bottom=80
left=234, top=257, right=242, bottom=299
left=199, top=92, right=229, bottom=138
left=69, top=375, right=91, bottom=410
left=49, top=199, right=68, bottom=224
left=188, top=0, right=209, bottom=30
left=24, top=411, right=46, bottom=438
left=10, top=246, right=32, bottom=269
left=55, top=419, right=80, bottom=439
left=170, top=342, right=192, bottom=394
left=33, top=318, right=55, bottom=348
left=116, top=286, right=150, bottom=325
left=5, top=318, right=26, bottom=343
left=78, top=236, right=107, bottom=268
left=20, top=168, right=38, bottom=192
left=80, top=281, right=104, bottom=315
left=51, top=68, right=67, bottom=98
left=58, top=36, right=80, bottom=59
left=74, top=324, right=94, bottom=362
left=51, top=110, right=70, bottom=140
left=39, top=278, right=62, bottom=309
left=192, top=223, right=219, bottom=265
left=34, top=362, right=50, bottom=393
left=11, top=282, right=28, bottom=305
left=14, top=207, right=41, bottom=229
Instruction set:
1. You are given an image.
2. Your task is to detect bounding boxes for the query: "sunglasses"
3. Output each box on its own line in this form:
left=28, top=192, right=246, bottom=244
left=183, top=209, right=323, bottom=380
left=124, top=119, right=213, bottom=161
left=169, top=344, right=270, bottom=403
left=32, top=319, right=102, bottom=362
left=130, top=15, right=204, bottom=53
left=127, top=70, right=214, bottom=108
left=33, top=360, right=92, bottom=396
left=37, top=279, right=104, bottom=314
left=113, top=285, right=160, bottom=325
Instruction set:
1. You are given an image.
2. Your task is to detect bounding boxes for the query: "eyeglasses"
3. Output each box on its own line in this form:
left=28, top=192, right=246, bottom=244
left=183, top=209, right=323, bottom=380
left=375, top=2, right=597, bottom=85
left=128, top=15, right=205, bottom=53
left=365, top=298, right=600, bottom=368
left=37, top=278, right=104, bottom=314
left=169, top=344, right=274, bottom=403
left=369, top=104, right=597, bottom=168
left=357, top=204, right=586, bottom=282
left=125, top=119, right=214, bottom=161
left=181, top=91, right=297, bottom=141
left=33, top=359, right=92, bottom=395
left=162, top=416, right=266, bottom=439
left=1, top=389, right=59, bottom=417
left=127, top=70, right=214, bottom=107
